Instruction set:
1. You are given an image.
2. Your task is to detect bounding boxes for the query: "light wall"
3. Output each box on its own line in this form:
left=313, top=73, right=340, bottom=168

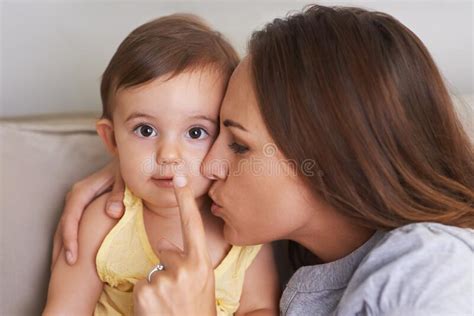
left=1, top=0, right=473, bottom=117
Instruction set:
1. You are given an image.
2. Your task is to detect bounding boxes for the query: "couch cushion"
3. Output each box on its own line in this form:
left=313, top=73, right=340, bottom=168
left=0, top=113, right=110, bottom=315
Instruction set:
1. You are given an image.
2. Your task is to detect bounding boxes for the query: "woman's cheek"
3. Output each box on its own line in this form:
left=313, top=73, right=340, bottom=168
left=227, top=181, right=287, bottom=244
left=220, top=193, right=258, bottom=244
left=222, top=214, right=267, bottom=246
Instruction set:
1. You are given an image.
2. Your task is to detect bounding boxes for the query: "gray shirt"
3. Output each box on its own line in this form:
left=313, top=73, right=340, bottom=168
left=280, top=222, right=474, bottom=315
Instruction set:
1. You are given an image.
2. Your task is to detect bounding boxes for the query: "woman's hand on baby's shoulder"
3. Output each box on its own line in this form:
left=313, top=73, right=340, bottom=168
left=51, top=159, right=125, bottom=268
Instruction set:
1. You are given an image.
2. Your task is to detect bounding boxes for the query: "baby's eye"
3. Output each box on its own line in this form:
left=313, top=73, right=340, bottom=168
left=187, top=127, right=209, bottom=140
left=133, top=124, right=157, bottom=138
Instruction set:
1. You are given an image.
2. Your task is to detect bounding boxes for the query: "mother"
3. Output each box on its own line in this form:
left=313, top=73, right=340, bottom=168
left=52, top=4, right=473, bottom=315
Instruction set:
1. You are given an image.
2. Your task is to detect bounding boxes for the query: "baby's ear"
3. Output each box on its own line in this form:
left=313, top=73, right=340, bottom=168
left=96, top=118, right=117, bottom=155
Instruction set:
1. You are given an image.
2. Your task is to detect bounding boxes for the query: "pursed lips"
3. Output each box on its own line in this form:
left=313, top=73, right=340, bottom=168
left=208, top=191, right=224, bottom=215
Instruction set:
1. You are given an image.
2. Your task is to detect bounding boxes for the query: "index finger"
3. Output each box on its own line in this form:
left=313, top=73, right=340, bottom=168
left=172, top=174, right=208, bottom=259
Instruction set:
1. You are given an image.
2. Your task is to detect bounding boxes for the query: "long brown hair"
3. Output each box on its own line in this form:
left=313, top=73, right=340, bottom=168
left=248, top=5, right=473, bottom=254
left=100, top=13, right=239, bottom=119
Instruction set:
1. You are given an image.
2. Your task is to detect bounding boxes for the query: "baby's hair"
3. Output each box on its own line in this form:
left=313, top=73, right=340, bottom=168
left=100, top=13, right=239, bottom=119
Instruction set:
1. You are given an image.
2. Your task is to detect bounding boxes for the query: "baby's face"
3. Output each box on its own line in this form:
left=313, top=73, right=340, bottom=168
left=111, top=68, right=226, bottom=208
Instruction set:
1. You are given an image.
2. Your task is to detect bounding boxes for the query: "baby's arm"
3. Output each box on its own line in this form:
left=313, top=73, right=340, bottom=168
left=236, top=243, right=280, bottom=316
left=43, top=193, right=118, bottom=315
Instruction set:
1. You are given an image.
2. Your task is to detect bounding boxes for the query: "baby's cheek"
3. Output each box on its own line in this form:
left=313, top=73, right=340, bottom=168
left=191, top=175, right=213, bottom=198
left=182, top=155, right=210, bottom=195
left=119, top=153, right=151, bottom=184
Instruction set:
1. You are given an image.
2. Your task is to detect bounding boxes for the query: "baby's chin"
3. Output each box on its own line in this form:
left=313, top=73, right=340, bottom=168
left=140, top=190, right=179, bottom=208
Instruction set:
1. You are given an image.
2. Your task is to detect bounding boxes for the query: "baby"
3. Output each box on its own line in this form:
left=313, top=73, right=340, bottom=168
left=44, top=14, right=278, bottom=315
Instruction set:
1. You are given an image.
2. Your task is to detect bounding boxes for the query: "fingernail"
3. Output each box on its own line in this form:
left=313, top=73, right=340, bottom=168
left=66, top=250, right=74, bottom=264
left=108, top=203, right=121, bottom=215
left=173, top=175, right=187, bottom=188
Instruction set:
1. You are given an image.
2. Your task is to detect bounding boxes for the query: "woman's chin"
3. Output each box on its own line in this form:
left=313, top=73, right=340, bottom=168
left=222, top=224, right=256, bottom=246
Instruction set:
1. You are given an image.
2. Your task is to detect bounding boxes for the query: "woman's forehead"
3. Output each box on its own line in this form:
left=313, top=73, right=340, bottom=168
left=220, top=58, right=273, bottom=142
left=221, top=59, right=256, bottom=122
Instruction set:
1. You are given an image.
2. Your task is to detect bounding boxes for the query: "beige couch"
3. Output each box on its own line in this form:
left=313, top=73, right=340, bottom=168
left=0, top=114, right=110, bottom=315
left=1, top=95, right=472, bottom=315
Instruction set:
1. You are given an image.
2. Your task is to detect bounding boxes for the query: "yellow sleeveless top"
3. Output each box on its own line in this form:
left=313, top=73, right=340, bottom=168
left=94, top=187, right=262, bottom=315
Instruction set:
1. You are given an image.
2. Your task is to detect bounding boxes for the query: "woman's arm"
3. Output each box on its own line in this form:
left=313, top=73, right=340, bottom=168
left=51, top=159, right=125, bottom=267
left=44, top=193, right=118, bottom=315
left=236, top=243, right=280, bottom=316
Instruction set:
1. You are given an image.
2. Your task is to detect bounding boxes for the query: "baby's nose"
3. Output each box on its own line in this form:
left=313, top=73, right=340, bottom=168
left=155, top=141, right=181, bottom=165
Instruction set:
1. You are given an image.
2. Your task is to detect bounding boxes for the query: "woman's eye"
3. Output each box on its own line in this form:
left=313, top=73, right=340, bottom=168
left=187, top=127, right=209, bottom=140
left=228, top=142, right=249, bottom=154
left=133, top=124, right=157, bottom=138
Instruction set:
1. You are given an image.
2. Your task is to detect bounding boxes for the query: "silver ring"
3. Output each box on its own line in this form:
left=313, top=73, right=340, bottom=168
left=147, top=263, right=165, bottom=283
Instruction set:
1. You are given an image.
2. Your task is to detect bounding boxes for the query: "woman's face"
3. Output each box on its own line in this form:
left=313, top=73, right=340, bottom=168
left=203, top=58, right=318, bottom=246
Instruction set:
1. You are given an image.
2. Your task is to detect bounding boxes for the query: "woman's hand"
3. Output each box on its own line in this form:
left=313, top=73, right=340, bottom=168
left=133, top=175, right=216, bottom=316
left=51, top=159, right=125, bottom=268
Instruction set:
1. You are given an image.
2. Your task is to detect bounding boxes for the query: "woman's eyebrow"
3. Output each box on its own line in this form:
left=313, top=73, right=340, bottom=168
left=223, top=119, right=248, bottom=132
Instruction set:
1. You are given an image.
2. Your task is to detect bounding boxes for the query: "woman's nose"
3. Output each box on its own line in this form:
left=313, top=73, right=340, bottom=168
left=201, top=141, right=229, bottom=180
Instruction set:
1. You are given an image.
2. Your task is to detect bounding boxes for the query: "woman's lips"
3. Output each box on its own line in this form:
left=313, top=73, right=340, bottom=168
left=151, top=177, right=174, bottom=188
left=210, top=201, right=223, bottom=215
